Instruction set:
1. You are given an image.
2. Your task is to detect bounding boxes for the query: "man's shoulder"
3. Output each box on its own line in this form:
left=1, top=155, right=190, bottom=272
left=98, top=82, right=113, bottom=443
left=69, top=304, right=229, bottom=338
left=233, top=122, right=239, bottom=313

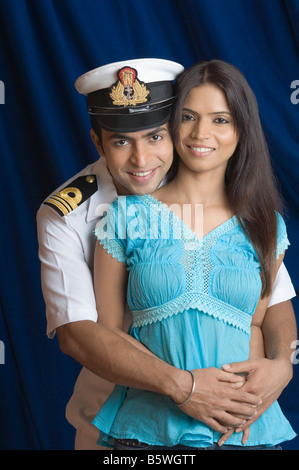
left=39, top=164, right=97, bottom=217
left=37, top=159, right=119, bottom=232
left=43, top=173, right=98, bottom=217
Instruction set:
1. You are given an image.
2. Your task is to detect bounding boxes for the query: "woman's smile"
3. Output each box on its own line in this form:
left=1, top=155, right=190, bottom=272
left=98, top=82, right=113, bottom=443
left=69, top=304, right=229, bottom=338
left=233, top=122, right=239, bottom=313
left=188, top=145, right=216, bottom=157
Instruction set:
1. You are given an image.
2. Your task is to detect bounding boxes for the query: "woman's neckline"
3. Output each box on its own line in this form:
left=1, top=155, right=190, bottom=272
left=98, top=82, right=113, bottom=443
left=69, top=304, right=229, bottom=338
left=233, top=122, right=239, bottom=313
left=137, top=193, right=237, bottom=243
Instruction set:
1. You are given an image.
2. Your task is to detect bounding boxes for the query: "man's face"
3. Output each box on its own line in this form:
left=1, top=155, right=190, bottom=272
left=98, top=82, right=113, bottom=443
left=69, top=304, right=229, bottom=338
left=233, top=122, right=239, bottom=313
left=92, top=124, right=174, bottom=195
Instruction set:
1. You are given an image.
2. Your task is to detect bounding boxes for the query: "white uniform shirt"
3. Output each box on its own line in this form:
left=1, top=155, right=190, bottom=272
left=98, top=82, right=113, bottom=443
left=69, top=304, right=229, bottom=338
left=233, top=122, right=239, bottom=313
left=37, top=157, right=296, bottom=442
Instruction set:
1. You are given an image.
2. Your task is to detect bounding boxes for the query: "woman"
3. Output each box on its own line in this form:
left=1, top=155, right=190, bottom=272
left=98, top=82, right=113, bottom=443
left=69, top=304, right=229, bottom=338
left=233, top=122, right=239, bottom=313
left=92, top=60, right=295, bottom=449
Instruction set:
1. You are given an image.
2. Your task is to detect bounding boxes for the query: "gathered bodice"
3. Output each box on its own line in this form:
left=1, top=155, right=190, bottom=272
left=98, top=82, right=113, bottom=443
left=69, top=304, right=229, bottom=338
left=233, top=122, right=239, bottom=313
left=95, top=194, right=289, bottom=334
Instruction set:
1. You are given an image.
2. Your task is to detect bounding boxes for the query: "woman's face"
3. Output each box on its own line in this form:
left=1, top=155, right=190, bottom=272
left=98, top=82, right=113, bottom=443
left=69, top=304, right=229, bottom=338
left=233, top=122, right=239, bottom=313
left=176, top=84, right=239, bottom=177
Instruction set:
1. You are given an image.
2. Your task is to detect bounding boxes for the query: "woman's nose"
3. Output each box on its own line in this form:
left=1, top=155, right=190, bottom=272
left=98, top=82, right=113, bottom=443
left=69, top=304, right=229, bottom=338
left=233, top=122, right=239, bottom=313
left=191, top=120, right=211, bottom=140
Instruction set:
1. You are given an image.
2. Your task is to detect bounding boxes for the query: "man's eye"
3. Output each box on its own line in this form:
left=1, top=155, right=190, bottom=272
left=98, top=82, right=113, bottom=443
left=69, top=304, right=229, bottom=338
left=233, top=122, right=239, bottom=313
left=114, top=139, right=128, bottom=146
left=151, top=135, right=162, bottom=141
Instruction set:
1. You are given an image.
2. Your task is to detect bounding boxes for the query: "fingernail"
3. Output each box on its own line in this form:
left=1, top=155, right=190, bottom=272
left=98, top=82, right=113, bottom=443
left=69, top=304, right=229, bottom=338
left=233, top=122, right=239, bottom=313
left=222, top=364, right=230, bottom=369
left=235, top=427, right=243, bottom=433
left=233, top=382, right=243, bottom=388
left=219, top=440, right=224, bottom=446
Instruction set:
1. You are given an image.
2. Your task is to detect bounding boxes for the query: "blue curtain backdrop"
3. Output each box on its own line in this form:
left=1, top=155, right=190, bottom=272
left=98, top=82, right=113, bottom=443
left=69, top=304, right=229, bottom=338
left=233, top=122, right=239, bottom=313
left=0, top=0, right=298, bottom=450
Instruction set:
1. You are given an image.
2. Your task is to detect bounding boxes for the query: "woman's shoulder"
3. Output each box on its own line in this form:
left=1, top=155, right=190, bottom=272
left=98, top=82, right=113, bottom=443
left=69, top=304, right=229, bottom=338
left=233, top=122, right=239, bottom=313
left=275, top=211, right=289, bottom=257
left=275, top=210, right=286, bottom=227
left=275, top=210, right=287, bottom=240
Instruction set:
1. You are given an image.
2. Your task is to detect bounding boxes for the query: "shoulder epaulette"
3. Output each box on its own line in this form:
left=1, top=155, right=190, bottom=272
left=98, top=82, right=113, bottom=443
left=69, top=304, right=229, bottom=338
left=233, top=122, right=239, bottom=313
left=44, top=174, right=98, bottom=216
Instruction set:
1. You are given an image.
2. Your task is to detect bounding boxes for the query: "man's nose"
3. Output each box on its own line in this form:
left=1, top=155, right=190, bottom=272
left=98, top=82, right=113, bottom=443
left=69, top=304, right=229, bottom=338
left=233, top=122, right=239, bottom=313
left=130, top=142, right=151, bottom=166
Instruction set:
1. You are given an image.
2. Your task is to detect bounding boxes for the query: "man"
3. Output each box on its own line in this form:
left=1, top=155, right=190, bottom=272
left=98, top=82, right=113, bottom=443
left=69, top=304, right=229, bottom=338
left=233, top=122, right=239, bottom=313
left=37, top=58, right=297, bottom=450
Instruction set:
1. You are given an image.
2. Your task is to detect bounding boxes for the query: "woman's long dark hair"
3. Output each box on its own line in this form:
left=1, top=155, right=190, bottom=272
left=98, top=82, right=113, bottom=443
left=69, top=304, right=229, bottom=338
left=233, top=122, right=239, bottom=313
left=171, top=60, right=283, bottom=297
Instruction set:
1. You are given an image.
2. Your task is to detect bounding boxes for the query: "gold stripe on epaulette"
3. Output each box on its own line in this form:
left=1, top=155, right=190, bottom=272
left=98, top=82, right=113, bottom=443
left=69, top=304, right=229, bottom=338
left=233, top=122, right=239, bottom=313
left=45, top=196, right=69, bottom=216
left=45, top=187, right=83, bottom=216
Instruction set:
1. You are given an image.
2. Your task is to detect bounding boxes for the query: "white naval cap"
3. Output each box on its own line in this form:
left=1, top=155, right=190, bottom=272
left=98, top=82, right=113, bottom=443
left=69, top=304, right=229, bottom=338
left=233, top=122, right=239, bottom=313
left=75, top=58, right=184, bottom=132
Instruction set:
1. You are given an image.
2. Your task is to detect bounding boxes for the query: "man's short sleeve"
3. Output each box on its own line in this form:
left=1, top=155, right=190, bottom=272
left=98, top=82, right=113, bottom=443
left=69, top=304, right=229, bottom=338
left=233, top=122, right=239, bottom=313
left=37, top=205, right=98, bottom=337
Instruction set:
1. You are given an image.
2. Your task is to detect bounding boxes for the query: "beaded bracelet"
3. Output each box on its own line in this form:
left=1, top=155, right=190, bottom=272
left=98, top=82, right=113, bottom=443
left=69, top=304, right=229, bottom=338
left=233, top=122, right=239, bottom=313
left=176, top=370, right=196, bottom=407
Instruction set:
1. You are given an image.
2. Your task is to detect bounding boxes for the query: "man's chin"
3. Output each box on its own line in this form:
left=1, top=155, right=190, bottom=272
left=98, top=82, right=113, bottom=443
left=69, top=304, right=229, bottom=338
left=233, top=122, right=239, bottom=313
left=130, top=180, right=163, bottom=196
left=119, top=176, right=163, bottom=196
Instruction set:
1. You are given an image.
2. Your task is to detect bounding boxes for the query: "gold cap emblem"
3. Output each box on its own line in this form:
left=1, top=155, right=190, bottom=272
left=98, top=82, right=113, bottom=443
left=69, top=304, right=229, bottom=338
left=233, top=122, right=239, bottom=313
left=109, top=66, right=150, bottom=107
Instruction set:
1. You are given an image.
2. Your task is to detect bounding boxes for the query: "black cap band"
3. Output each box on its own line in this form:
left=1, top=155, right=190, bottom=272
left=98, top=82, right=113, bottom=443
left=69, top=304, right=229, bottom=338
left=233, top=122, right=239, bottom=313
left=90, top=102, right=173, bottom=132
left=87, top=81, right=174, bottom=132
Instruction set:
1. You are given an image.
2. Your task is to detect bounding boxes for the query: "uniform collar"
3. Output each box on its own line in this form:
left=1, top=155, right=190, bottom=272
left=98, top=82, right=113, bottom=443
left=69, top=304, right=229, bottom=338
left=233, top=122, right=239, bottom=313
left=86, top=157, right=118, bottom=223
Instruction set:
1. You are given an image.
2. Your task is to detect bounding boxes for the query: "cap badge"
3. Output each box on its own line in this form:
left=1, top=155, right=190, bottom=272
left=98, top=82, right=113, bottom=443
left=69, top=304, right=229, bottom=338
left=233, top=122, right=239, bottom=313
left=109, top=66, right=150, bottom=107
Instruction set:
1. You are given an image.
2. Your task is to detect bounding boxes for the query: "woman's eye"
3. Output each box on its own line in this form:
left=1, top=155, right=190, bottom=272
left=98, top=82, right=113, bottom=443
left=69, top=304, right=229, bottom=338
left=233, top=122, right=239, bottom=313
left=182, top=113, right=195, bottom=121
left=214, top=117, right=230, bottom=124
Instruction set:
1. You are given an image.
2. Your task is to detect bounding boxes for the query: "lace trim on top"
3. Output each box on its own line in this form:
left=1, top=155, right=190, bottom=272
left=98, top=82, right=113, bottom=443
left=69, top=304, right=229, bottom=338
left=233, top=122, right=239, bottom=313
left=99, top=236, right=127, bottom=264
left=277, top=235, right=290, bottom=259
left=131, top=291, right=252, bottom=334
left=140, top=194, right=238, bottom=247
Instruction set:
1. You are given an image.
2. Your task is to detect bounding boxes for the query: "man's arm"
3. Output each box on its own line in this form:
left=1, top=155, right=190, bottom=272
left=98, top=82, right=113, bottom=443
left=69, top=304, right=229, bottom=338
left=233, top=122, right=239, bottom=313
left=57, top=320, right=188, bottom=396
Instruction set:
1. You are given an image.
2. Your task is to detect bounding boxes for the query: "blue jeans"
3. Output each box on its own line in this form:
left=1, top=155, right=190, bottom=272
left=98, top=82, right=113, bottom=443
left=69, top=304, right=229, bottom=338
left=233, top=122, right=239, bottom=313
left=114, top=438, right=282, bottom=451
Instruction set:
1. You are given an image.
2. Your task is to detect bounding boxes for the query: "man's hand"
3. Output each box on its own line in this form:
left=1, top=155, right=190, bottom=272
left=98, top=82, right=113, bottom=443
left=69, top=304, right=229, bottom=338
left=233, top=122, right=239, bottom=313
left=177, top=368, right=261, bottom=434
left=217, top=357, right=293, bottom=444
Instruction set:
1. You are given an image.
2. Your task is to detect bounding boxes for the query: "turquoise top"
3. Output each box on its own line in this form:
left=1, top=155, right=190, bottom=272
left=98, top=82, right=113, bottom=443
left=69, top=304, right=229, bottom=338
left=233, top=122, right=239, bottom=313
left=92, top=194, right=295, bottom=448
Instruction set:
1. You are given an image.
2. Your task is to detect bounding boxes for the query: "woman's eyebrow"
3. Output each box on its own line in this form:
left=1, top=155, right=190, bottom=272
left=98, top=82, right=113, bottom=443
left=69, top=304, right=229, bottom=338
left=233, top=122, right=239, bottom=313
left=182, top=107, right=232, bottom=116
left=209, top=111, right=232, bottom=116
